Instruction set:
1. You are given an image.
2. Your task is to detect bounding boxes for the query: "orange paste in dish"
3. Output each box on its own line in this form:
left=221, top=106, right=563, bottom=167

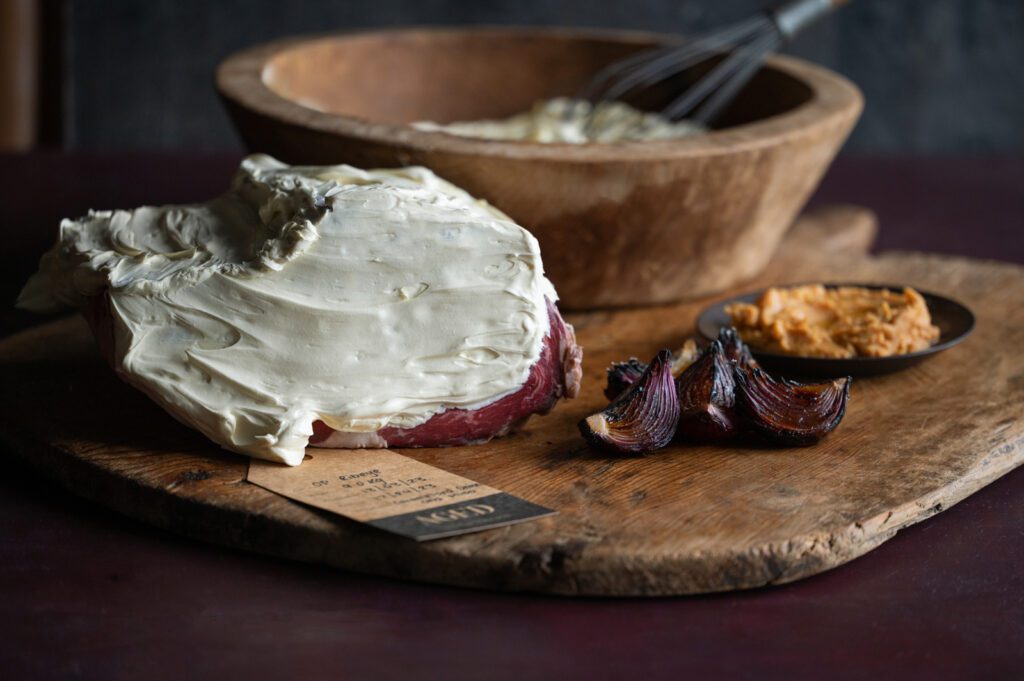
left=725, top=284, right=941, bottom=359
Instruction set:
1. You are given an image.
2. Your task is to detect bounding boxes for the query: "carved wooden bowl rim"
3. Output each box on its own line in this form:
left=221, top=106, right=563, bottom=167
left=216, top=25, right=864, bottom=163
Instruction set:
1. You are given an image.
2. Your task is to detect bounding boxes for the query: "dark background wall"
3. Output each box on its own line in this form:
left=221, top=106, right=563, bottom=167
left=64, top=0, right=1023, bottom=154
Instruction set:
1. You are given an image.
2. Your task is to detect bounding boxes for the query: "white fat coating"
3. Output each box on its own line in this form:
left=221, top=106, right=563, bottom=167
left=18, top=154, right=558, bottom=466
left=413, top=97, right=707, bottom=144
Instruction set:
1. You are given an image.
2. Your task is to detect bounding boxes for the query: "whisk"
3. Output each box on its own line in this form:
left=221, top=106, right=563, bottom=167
left=579, top=0, right=850, bottom=127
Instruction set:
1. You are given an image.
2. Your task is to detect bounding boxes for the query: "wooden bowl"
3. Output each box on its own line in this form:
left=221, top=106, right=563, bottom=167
left=216, top=27, right=862, bottom=310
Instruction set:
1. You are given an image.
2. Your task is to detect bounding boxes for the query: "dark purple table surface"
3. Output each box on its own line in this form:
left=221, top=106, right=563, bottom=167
left=1, top=154, right=1022, bottom=681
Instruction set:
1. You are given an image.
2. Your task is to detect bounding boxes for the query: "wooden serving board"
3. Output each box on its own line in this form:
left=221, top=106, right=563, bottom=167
left=2, top=206, right=1022, bottom=597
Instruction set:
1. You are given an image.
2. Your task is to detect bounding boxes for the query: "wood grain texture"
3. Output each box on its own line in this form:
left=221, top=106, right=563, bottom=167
left=1, top=206, right=1021, bottom=597
left=216, top=27, right=863, bottom=309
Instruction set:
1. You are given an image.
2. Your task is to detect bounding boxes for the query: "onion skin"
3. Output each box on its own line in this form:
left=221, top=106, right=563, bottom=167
left=580, top=349, right=679, bottom=455
left=734, top=365, right=851, bottom=446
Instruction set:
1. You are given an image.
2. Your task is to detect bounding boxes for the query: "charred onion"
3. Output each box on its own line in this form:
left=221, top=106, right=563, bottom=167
left=580, top=349, right=679, bottom=455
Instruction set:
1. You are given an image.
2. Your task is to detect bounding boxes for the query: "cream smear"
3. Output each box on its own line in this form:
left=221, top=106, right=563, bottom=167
left=18, top=155, right=558, bottom=465
left=413, top=97, right=707, bottom=144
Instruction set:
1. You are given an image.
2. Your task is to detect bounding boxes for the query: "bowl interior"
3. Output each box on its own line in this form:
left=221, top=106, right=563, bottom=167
left=261, top=29, right=814, bottom=129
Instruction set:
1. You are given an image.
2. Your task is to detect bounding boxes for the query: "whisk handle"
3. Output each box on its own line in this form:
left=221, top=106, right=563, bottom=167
left=772, top=0, right=849, bottom=41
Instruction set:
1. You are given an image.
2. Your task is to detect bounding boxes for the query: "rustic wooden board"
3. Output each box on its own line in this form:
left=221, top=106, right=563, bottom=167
left=2, top=206, right=1022, bottom=596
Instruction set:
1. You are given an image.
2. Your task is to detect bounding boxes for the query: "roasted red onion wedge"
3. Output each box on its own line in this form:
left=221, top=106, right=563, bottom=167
left=604, top=358, right=647, bottom=401
left=717, top=326, right=758, bottom=369
left=734, top=366, right=851, bottom=446
left=586, top=327, right=851, bottom=454
left=675, top=340, right=740, bottom=441
left=580, top=349, right=679, bottom=455
left=603, top=339, right=701, bottom=401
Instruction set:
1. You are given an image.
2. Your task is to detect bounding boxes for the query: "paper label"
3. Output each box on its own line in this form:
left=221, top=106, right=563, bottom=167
left=247, top=449, right=556, bottom=541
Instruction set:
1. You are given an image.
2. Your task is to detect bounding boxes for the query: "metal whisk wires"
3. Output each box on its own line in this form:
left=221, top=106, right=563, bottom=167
left=579, top=0, right=848, bottom=128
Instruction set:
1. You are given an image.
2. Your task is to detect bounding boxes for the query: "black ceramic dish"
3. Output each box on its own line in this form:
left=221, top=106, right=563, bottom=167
left=696, top=283, right=975, bottom=378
